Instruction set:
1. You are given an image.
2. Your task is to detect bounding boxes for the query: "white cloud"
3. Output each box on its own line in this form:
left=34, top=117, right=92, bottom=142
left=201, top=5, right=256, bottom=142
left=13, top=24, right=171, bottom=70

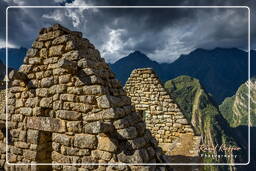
left=100, top=28, right=128, bottom=63
left=42, top=10, right=64, bottom=22
left=0, top=40, right=18, bottom=48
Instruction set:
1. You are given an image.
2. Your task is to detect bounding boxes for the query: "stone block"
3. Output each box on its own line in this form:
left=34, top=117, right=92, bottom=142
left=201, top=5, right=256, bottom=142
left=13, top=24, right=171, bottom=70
left=63, top=50, right=79, bottom=61
left=74, top=134, right=97, bottom=149
left=128, top=137, right=146, bottom=149
left=52, top=35, right=71, bottom=45
left=32, top=41, right=44, bottom=49
left=39, top=48, right=48, bottom=58
left=56, top=110, right=81, bottom=121
left=28, top=57, right=42, bottom=65
left=91, top=150, right=112, bottom=161
left=49, top=45, right=64, bottom=56
left=41, top=77, right=54, bottom=88
left=23, top=150, right=37, bottom=160
left=113, top=117, right=130, bottom=129
left=52, top=133, right=71, bottom=146
left=96, top=95, right=111, bottom=109
left=26, top=48, right=38, bottom=57
left=59, top=74, right=71, bottom=84
left=52, top=151, right=71, bottom=163
left=39, top=97, right=53, bottom=108
left=19, top=64, right=32, bottom=74
left=83, top=108, right=118, bottom=121
left=117, top=127, right=138, bottom=140
left=27, top=129, right=39, bottom=144
left=176, top=118, right=188, bottom=124
left=83, top=85, right=106, bottom=95
left=38, top=30, right=63, bottom=41
left=98, top=136, right=117, bottom=152
left=84, top=121, right=113, bottom=134
left=67, top=121, right=82, bottom=133
left=27, top=117, right=66, bottom=133
left=20, top=107, right=32, bottom=116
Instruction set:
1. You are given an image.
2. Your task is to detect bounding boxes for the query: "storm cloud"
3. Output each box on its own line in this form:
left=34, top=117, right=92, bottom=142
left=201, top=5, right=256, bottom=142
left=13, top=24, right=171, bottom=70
left=1, top=0, right=255, bottom=63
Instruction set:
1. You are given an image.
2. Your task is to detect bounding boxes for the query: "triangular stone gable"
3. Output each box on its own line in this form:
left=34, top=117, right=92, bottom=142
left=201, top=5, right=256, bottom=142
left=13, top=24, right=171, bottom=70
left=0, top=24, right=168, bottom=171
left=124, top=68, right=196, bottom=153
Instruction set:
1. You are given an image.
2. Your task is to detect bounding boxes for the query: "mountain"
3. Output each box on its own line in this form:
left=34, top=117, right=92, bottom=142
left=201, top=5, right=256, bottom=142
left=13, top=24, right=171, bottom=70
left=0, top=60, right=6, bottom=81
left=110, top=48, right=255, bottom=104
left=164, top=75, right=247, bottom=169
left=165, top=48, right=252, bottom=104
left=220, top=77, right=256, bottom=127
left=0, top=47, right=27, bottom=69
left=219, top=78, right=256, bottom=171
left=110, top=51, right=164, bottom=85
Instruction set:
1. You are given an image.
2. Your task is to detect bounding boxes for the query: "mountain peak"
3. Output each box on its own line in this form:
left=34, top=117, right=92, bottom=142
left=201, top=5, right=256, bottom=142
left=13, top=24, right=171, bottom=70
left=128, top=50, right=147, bottom=57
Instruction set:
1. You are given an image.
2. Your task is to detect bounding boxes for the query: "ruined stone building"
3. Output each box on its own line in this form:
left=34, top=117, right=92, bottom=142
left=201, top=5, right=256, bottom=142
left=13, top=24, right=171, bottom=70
left=0, top=24, right=202, bottom=171
left=0, top=24, right=170, bottom=171
left=125, top=68, right=200, bottom=160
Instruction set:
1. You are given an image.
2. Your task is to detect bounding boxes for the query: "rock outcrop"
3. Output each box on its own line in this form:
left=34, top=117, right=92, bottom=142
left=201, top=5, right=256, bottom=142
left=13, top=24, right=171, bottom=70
left=0, top=24, right=169, bottom=171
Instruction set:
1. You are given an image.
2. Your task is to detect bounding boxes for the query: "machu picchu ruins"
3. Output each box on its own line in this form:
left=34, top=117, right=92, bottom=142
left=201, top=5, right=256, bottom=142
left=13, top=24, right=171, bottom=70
left=0, top=24, right=201, bottom=171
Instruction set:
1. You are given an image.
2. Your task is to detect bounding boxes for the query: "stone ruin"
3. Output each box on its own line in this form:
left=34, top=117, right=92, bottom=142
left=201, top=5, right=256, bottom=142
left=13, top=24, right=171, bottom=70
left=0, top=24, right=172, bottom=171
left=0, top=24, right=203, bottom=171
left=124, top=68, right=200, bottom=158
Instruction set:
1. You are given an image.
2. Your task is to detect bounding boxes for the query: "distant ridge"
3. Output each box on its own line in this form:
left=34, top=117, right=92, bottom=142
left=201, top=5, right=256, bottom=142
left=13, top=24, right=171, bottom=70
left=110, top=48, right=256, bottom=104
left=0, top=47, right=27, bottom=69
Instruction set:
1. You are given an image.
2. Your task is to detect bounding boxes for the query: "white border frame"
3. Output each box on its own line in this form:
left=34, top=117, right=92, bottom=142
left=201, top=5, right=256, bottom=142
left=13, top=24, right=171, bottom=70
left=5, top=6, right=250, bottom=166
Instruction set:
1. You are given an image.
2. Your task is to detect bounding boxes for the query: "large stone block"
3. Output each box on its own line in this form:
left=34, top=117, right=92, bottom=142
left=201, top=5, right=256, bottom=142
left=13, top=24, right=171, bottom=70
left=52, top=151, right=71, bottom=163
left=83, top=85, right=106, bottom=95
left=52, top=133, right=71, bottom=146
left=49, top=45, right=64, bottom=56
left=52, top=35, right=71, bottom=45
left=27, top=117, right=66, bottom=133
left=63, top=50, right=79, bottom=61
left=38, top=30, right=63, bottom=41
left=84, top=121, right=113, bottom=134
left=74, top=134, right=97, bottom=149
left=56, top=110, right=81, bottom=121
left=98, top=136, right=117, bottom=152
left=91, top=150, right=112, bottom=161
left=83, top=108, right=118, bottom=121
left=23, top=150, right=37, bottom=160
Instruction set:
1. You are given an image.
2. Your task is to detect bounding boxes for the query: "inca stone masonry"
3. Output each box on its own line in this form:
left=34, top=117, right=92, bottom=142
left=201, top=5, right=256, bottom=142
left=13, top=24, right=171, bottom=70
left=0, top=24, right=199, bottom=171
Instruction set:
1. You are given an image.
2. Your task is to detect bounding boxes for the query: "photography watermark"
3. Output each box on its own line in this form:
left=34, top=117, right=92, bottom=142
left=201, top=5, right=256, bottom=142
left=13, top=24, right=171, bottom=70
left=199, top=144, right=241, bottom=160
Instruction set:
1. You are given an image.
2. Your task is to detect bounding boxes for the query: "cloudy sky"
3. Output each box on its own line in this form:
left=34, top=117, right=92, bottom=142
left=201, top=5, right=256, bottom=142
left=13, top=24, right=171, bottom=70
left=0, top=0, right=255, bottom=63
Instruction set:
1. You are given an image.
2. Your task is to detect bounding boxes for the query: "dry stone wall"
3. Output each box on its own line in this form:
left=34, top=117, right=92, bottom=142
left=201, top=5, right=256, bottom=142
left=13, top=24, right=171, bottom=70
left=0, top=24, right=169, bottom=171
left=124, top=68, right=195, bottom=151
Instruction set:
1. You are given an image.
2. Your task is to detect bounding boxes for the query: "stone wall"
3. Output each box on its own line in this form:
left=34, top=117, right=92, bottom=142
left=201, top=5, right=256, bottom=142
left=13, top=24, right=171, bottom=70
left=0, top=24, right=168, bottom=171
left=124, top=68, right=195, bottom=151
left=0, top=90, right=5, bottom=168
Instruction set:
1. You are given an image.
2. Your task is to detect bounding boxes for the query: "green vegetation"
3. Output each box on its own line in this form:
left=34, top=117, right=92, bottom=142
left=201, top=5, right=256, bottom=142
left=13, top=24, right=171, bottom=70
left=164, top=75, right=242, bottom=170
left=220, top=77, right=256, bottom=127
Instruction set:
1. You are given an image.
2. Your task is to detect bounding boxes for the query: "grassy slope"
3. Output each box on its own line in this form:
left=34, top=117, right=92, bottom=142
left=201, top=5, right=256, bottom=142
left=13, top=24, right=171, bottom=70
left=164, top=75, right=242, bottom=170
left=220, top=77, right=256, bottom=127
